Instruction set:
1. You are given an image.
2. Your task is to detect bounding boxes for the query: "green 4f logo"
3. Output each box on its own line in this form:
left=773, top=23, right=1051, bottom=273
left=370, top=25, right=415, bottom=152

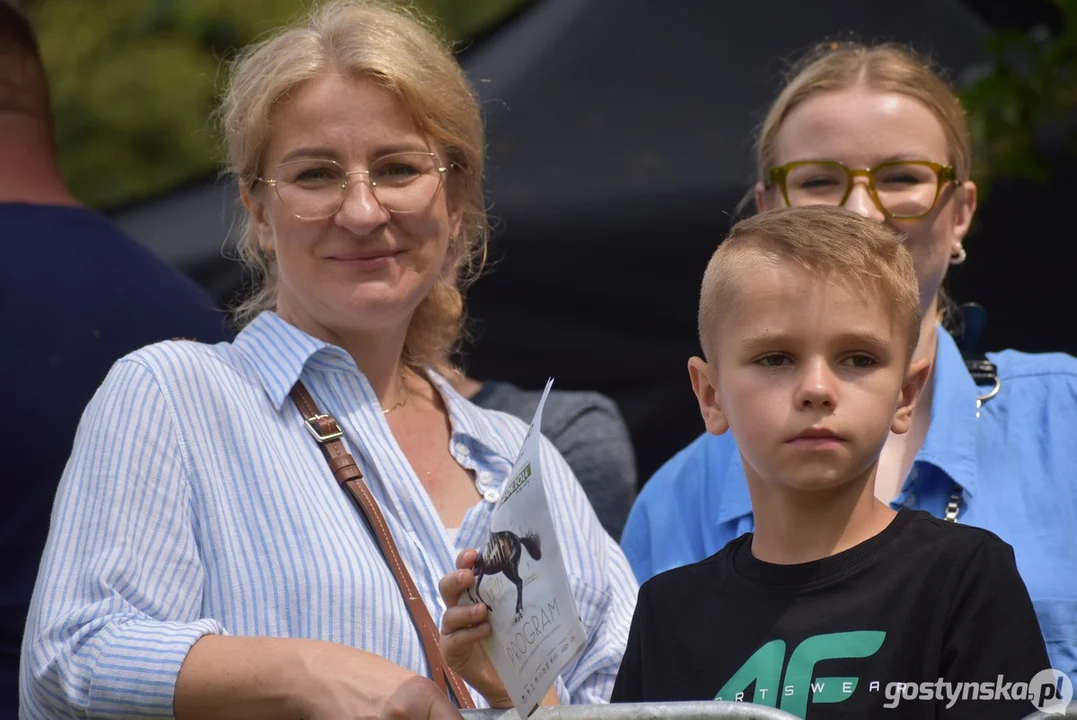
left=715, top=631, right=885, bottom=717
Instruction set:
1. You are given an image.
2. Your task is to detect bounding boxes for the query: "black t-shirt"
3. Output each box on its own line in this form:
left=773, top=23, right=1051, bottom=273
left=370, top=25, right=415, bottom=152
left=0, top=203, right=233, bottom=717
left=611, top=509, right=1052, bottom=719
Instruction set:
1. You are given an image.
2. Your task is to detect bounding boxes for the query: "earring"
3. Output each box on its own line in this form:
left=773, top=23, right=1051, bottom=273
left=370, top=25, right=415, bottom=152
left=950, top=245, right=967, bottom=265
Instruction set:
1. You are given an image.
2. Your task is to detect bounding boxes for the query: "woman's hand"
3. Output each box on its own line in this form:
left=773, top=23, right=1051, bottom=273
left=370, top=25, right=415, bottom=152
left=438, top=549, right=513, bottom=707
left=300, top=640, right=467, bottom=720
left=175, top=635, right=464, bottom=720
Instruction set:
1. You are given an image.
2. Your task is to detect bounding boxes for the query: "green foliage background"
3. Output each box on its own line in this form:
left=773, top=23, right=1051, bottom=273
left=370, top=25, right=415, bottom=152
left=25, top=0, right=1077, bottom=209
left=24, top=0, right=524, bottom=209
left=956, top=0, right=1077, bottom=192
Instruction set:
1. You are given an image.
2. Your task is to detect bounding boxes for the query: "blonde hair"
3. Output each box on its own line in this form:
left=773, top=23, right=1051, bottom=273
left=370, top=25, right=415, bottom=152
left=219, top=0, right=487, bottom=374
left=756, top=42, right=971, bottom=184
left=699, top=206, right=922, bottom=361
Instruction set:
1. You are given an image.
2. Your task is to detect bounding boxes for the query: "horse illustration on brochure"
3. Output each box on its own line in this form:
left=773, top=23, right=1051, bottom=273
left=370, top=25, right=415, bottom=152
left=468, top=529, right=543, bottom=621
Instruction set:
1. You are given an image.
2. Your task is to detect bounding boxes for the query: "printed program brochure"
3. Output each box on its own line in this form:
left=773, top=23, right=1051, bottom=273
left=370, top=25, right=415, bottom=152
left=462, top=379, right=586, bottom=717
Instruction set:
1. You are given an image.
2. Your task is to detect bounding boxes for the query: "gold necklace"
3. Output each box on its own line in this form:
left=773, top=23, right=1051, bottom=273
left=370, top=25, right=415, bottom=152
left=382, top=372, right=410, bottom=415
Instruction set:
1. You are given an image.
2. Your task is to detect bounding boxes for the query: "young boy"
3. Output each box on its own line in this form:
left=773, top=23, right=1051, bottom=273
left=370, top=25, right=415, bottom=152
left=610, top=206, right=1053, bottom=719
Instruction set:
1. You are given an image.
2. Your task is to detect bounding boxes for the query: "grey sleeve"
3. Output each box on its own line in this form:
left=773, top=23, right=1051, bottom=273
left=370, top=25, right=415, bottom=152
left=548, top=395, right=638, bottom=541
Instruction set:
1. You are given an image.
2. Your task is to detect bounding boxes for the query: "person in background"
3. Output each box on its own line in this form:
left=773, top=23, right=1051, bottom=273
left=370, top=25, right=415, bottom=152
left=0, top=2, right=232, bottom=716
left=620, top=41, right=1077, bottom=685
left=451, top=374, right=637, bottom=539
left=19, top=1, right=635, bottom=717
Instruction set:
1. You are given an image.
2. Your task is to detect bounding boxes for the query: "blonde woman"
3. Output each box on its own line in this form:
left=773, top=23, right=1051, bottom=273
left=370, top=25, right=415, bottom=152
left=20, top=2, right=635, bottom=717
left=622, top=41, right=1077, bottom=686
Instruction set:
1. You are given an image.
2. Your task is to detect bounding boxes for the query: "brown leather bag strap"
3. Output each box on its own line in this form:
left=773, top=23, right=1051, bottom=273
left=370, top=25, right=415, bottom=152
left=289, top=381, right=476, bottom=709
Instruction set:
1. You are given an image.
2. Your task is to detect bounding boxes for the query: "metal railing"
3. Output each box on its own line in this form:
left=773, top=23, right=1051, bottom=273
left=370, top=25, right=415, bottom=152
left=1024, top=709, right=1077, bottom=719
left=462, top=702, right=799, bottom=720
left=461, top=700, right=1077, bottom=720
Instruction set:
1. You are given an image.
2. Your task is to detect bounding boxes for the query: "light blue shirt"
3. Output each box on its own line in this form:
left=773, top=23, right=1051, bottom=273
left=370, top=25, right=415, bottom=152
left=21, top=312, right=637, bottom=718
left=621, top=327, right=1077, bottom=685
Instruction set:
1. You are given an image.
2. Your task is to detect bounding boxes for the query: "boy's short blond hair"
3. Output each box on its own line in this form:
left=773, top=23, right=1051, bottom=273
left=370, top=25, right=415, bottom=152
left=699, top=206, right=922, bottom=361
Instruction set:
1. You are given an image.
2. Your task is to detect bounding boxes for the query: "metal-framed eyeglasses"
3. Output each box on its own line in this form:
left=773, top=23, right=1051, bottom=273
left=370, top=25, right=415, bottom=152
left=766, top=159, right=959, bottom=220
left=257, top=152, right=449, bottom=221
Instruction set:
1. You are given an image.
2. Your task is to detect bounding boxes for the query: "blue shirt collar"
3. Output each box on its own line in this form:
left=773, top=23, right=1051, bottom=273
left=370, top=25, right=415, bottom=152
left=913, top=326, right=981, bottom=498
left=233, top=311, right=352, bottom=412
left=715, top=326, right=981, bottom=524
left=425, top=372, right=523, bottom=464
left=232, top=311, right=517, bottom=463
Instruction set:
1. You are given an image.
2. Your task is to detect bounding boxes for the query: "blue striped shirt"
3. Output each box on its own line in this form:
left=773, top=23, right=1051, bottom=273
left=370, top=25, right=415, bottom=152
left=20, top=312, right=638, bottom=718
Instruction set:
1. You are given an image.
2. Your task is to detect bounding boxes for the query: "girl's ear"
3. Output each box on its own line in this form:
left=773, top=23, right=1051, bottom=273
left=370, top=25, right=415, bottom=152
left=754, top=181, right=768, bottom=213
left=948, top=180, right=977, bottom=262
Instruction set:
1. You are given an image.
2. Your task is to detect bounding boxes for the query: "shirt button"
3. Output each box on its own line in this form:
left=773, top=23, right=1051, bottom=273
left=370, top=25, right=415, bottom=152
left=904, top=493, right=918, bottom=507
left=454, top=442, right=470, bottom=457
left=478, top=471, right=493, bottom=485
left=483, top=488, right=501, bottom=504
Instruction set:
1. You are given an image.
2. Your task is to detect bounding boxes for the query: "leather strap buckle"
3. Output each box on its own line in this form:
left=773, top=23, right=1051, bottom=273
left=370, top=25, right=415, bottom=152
left=289, top=381, right=476, bottom=708
left=304, top=414, right=344, bottom=443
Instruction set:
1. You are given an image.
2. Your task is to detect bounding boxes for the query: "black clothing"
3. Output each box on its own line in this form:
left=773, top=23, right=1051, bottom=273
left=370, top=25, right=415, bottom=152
left=612, top=509, right=1052, bottom=719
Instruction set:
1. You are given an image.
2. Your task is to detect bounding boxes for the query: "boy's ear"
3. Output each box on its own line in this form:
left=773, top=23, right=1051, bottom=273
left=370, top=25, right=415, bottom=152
left=891, top=357, right=932, bottom=435
left=688, top=356, right=730, bottom=436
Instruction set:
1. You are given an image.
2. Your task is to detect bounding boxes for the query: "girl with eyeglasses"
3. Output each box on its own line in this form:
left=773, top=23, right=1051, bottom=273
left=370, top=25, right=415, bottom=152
left=622, top=41, right=1077, bottom=688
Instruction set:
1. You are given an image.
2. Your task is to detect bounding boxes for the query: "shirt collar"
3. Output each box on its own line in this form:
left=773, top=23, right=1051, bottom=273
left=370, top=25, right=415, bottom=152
left=715, top=326, right=981, bottom=524
left=426, top=372, right=526, bottom=464
left=913, top=326, right=981, bottom=497
left=232, top=311, right=359, bottom=412
left=233, top=312, right=522, bottom=464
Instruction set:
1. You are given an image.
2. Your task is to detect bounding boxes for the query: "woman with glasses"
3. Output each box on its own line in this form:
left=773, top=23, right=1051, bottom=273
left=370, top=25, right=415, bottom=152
left=20, top=2, right=636, bottom=718
left=622, top=41, right=1077, bottom=685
